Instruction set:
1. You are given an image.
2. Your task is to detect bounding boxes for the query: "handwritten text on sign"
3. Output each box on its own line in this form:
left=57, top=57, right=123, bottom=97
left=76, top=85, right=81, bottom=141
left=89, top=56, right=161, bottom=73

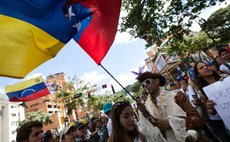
left=203, top=77, right=230, bottom=130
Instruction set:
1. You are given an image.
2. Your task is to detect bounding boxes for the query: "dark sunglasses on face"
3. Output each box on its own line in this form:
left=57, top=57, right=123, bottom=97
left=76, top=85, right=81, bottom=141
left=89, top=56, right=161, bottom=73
left=141, top=79, right=152, bottom=88
left=113, top=101, right=131, bottom=109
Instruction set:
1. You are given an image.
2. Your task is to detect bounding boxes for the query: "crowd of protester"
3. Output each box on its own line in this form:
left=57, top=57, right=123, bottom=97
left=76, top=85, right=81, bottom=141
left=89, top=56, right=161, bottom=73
left=16, top=48, right=230, bottom=142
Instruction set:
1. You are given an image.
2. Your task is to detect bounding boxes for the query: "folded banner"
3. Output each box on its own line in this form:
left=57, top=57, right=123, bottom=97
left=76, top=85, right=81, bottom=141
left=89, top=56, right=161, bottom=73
left=5, top=76, right=50, bottom=102
left=0, top=0, right=121, bottom=79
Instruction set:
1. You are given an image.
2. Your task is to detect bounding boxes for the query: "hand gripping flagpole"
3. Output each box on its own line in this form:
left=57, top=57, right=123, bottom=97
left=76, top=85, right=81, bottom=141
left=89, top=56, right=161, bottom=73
left=99, top=64, right=137, bottom=102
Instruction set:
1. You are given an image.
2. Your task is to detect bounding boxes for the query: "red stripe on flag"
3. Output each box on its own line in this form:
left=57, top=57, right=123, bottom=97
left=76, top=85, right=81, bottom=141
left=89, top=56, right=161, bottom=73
left=68, top=0, right=121, bottom=64
left=10, top=88, right=50, bottom=102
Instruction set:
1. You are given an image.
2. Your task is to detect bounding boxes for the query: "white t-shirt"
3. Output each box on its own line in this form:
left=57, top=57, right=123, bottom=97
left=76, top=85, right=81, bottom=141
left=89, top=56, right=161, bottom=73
left=219, top=63, right=230, bottom=74
left=188, top=85, right=198, bottom=107
left=107, top=118, right=112, bottom=136
left=180, top=85, right=197, bottom=107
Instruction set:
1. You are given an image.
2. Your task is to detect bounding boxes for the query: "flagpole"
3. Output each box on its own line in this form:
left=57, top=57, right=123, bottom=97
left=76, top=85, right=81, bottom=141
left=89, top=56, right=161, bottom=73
left=99, top=64, right=137, bottom=101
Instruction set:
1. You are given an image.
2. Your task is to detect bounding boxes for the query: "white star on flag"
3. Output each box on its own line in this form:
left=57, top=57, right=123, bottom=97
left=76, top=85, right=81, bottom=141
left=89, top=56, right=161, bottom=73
left=21, top=88, right=36, bottom=97
left=68, top=6, right=76, bottom=21
left=73, top=22, right=81, bottom=31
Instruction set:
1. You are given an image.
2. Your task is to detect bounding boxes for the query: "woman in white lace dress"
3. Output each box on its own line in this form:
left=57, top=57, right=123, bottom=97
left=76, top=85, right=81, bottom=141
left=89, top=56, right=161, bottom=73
left=108, top=101, right=147, bottom=142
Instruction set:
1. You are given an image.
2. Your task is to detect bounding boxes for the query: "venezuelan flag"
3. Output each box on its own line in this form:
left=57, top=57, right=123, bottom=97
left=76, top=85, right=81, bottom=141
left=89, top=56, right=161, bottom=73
left=0, top=0, right=121, bottom=79
left=5, top=76, right=50, bottom=102
left=0, top=0, right=76, bottom=78
left=67, top=0, right=122, bottom=64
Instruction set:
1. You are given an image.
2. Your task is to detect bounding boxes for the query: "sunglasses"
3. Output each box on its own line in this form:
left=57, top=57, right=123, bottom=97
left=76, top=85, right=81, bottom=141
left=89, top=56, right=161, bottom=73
left=141, top=79, right=152, bottom=88
left=113, top=101, right=131, bottom=109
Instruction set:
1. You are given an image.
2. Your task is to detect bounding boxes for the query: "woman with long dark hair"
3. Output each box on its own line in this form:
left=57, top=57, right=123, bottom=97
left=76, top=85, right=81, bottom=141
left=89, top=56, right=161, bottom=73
left=194, top=62, right=221, bottom=90
left=108, top=101, right=146, bottom=142
left=193, top=62, right=230, bottom=142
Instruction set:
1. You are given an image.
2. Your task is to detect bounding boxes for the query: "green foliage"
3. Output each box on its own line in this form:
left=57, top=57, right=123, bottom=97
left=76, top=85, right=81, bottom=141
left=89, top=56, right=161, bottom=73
left=54, top=77, right=142, bottom=113
left=87, top=95, right=109, bottom=112
left=87, top=92, right=132, bottom=112
left=17, top=111, right=52, bottom=131
left=126, top=81, right=143, bottom=98
left=55, top=77, right=97, bottom=115
left=125, top=81, right=141, bottom=93
left=190, top=32, right=214, bottom=51
left=201, top=5, right=230, bottom=48
left=26, top=110, right=52, bottom=124
left=86, top=82, right=142, bottom=112
left=111, top=92, right=131, bottom=103
left=164, top=32, right=213, bottom=56
left=121, top=0, right=225, bottom=47
left=65, top=101, right=76, bottom=115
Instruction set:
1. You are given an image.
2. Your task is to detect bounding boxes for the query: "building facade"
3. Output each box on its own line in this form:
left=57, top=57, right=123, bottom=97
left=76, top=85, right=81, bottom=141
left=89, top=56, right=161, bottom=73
left=25, top=94, right=64, bottom=132
left=24, top=72, right=69, bottom=132
left=0, top=72, right=82, bottom=142
left=0, top=101, right=25, bottom=142
left=24, top=72, right=77, bottom=132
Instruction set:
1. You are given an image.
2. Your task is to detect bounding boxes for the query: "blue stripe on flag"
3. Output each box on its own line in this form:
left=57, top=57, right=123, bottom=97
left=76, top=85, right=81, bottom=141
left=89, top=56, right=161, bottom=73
left=7, top=82, right=47, bottom=100
left=71, top=3, right=93, bottom=42
left=0, top=0, right=76, bottom=43
left=74, top=15, right=92, bottom=42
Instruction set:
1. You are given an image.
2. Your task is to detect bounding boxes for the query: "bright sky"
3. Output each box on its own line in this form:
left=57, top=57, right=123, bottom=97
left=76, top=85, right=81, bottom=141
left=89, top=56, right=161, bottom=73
left=0, top=34, right=147, bottom=95
left=0, top=1, right=229, bottom=97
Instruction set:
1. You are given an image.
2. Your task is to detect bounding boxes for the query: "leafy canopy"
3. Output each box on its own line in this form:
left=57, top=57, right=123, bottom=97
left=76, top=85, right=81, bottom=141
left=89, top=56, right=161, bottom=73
left=163, top=32, right=214, bottom=56
left=26, top=110, right=52, bottom=124
left=201, top=4, right=230, bottom=47
left=121, top=0, right=225, bottom=47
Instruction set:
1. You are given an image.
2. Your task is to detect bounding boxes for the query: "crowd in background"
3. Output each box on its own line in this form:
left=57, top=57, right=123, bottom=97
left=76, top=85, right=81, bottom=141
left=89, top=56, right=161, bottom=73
left=16, top=48, right=230, bottom=142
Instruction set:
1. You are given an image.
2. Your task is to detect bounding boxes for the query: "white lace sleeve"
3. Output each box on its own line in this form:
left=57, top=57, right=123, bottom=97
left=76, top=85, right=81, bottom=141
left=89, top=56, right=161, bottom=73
left=137, top=111, right=166, bottom=142
left=167, top=116, right=186, bottom=142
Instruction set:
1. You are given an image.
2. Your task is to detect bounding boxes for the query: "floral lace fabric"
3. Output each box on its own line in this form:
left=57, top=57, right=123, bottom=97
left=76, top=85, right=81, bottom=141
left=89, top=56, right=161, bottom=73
left=137, top=89, right=188, bottom=142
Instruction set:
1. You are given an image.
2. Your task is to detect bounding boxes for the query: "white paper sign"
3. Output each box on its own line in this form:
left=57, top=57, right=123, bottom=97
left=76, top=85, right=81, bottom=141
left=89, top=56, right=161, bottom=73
left=203, top=77, right=230, bottom=130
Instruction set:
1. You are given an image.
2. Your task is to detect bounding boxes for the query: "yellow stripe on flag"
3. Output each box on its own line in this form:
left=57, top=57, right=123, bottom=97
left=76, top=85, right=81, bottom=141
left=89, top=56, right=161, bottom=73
left=0, top=15, right=65, bottom=78
left=5, top=76, right=44, bottom=93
